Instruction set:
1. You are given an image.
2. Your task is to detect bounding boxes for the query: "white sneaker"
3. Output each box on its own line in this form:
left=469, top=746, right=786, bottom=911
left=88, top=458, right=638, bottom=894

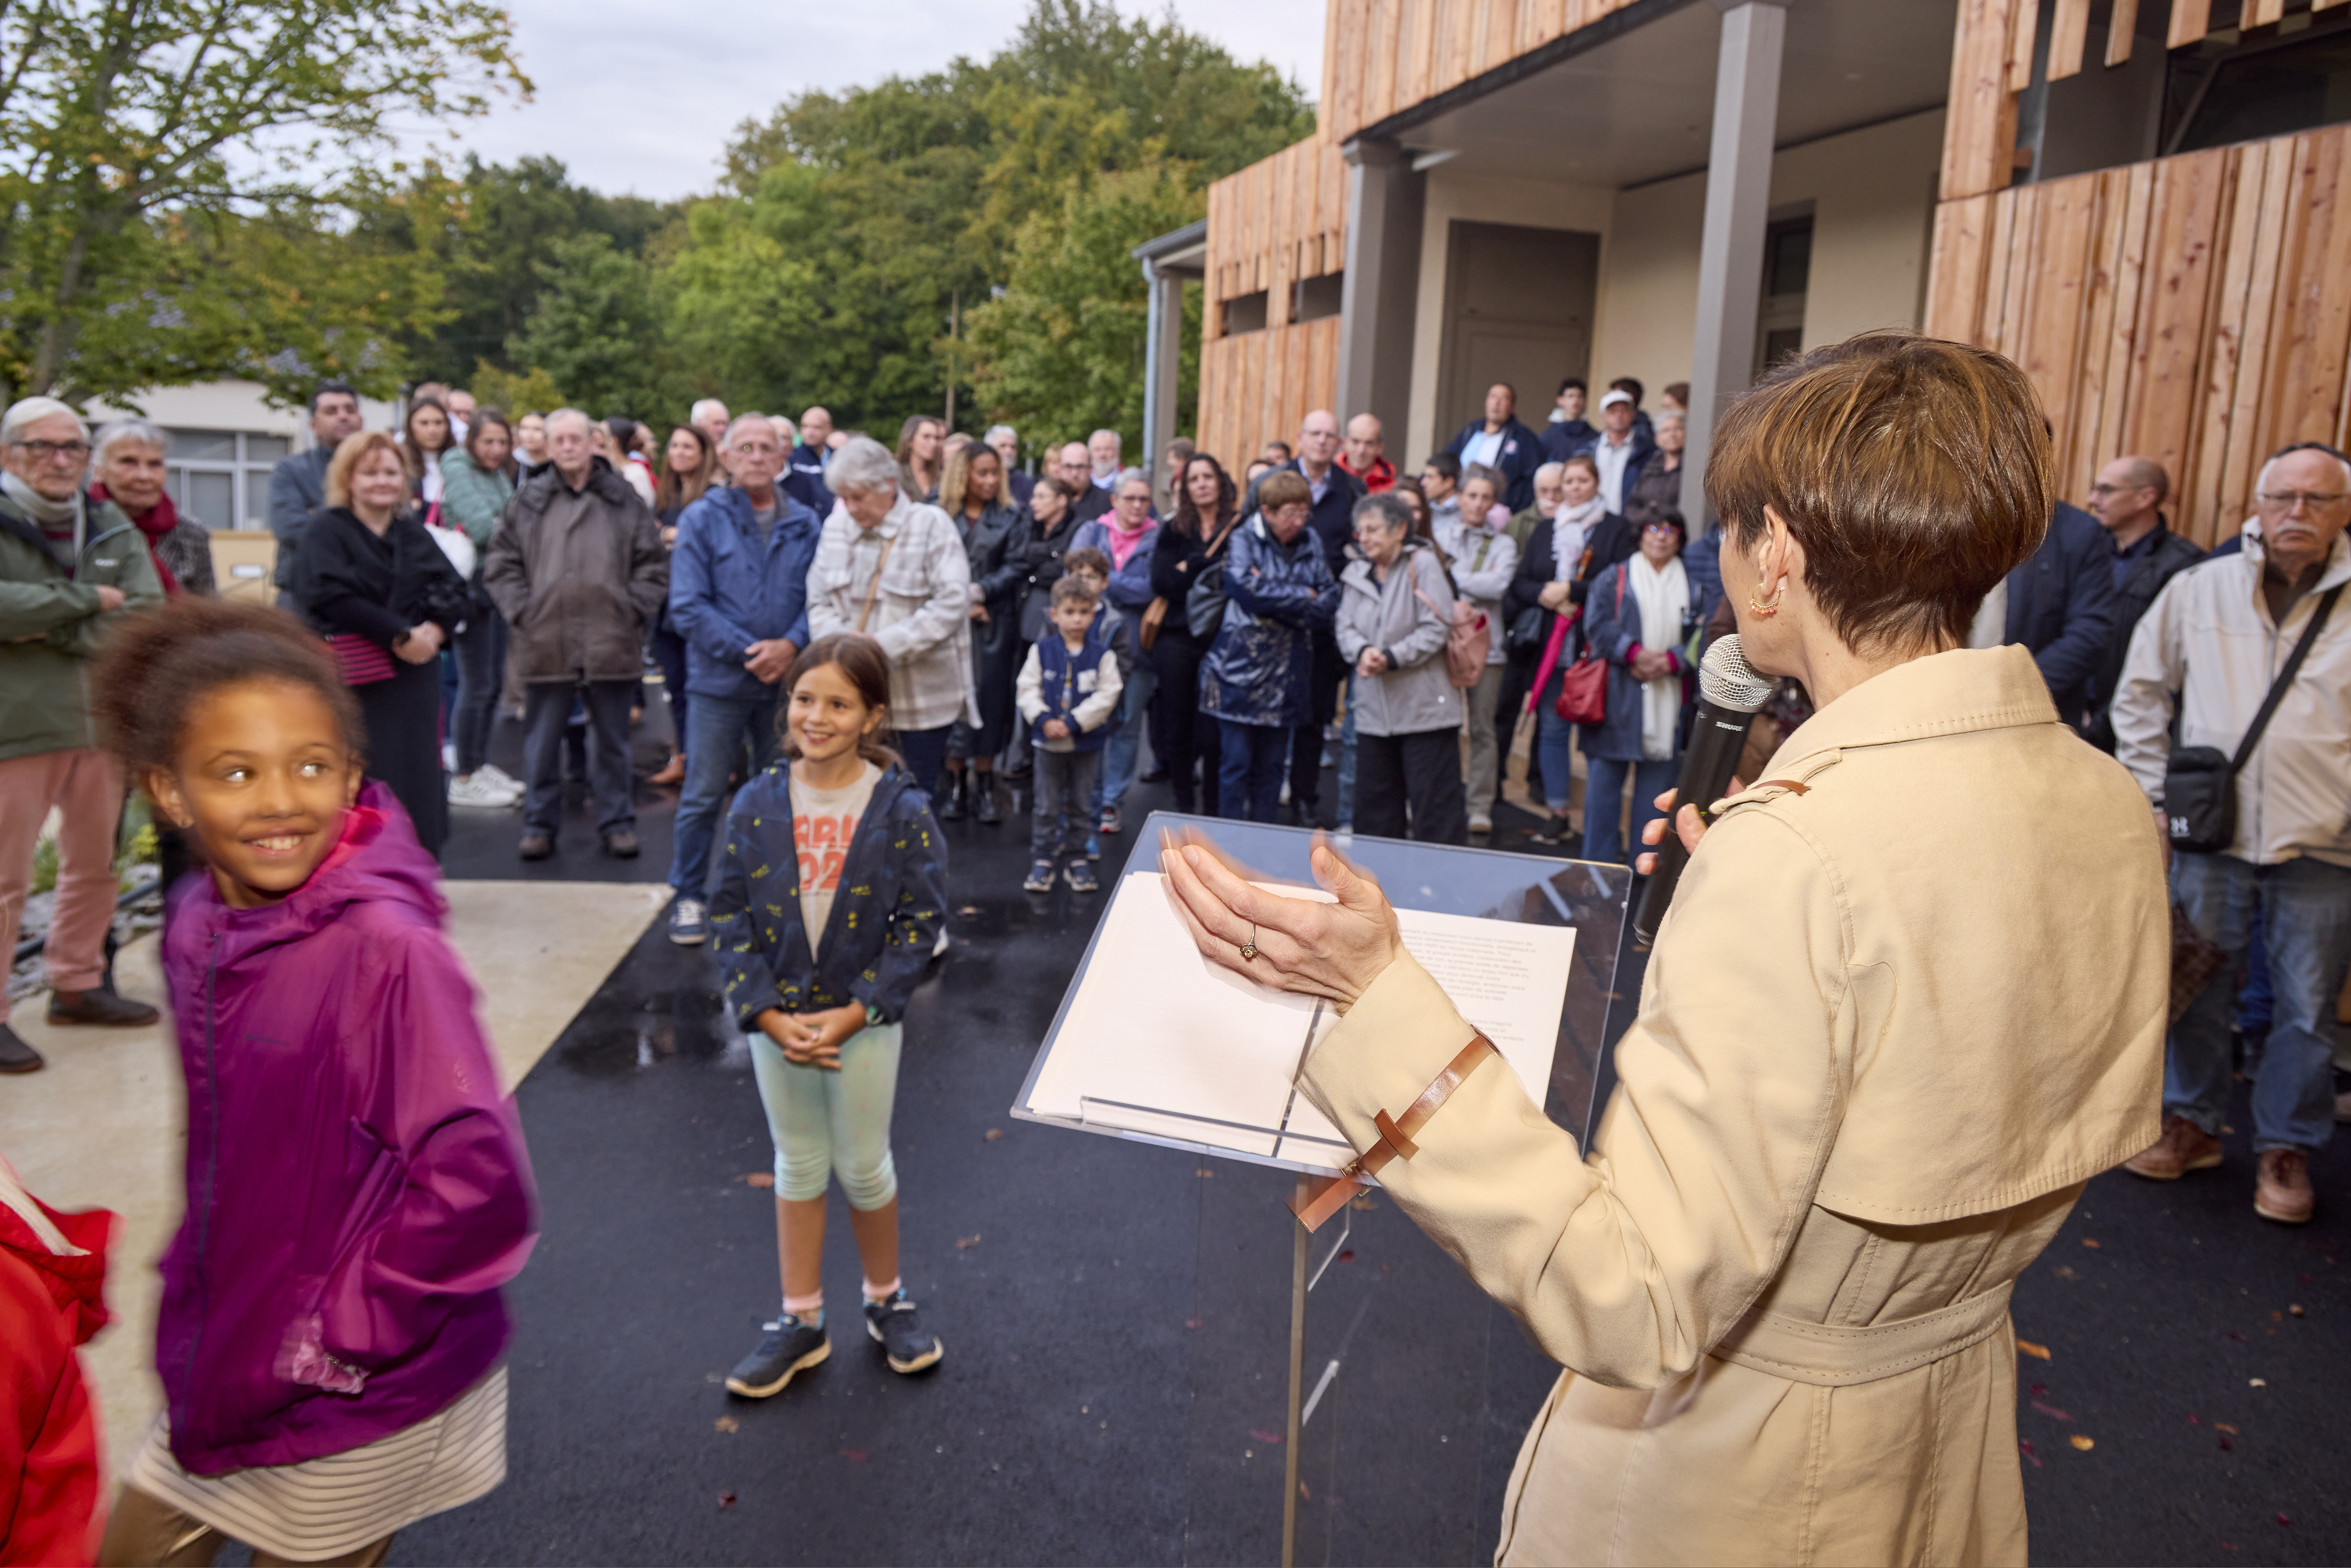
left=476, top=762, right=524, bottom=794
left=449, top=773, right=521, bottom=809
left=1468, top=810, right=1493, bottom=834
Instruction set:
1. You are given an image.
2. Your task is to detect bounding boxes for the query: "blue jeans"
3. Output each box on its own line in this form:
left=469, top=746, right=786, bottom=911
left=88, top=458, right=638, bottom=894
left=1534, top=666, right=1579, bottom=813
left=1336, top=674, right=1358, bottom=828
left=1093, top=657, right=1158, bottom=814
left=1581, top=755, right=1676, bottom=866
left=1218, top=719, right=1289, bottom=823
left=668, top=690, right=781, bottom=898
left=2167, top=852, right=2351, bottom=1153
left=452, top=610, right=508, bottom=775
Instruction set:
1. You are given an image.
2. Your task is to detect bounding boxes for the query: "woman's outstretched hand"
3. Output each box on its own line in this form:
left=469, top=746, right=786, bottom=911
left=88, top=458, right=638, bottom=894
left=1633, top=778, right=1742, bottom=877
left=1158, top=829, right=1402, bottom=1011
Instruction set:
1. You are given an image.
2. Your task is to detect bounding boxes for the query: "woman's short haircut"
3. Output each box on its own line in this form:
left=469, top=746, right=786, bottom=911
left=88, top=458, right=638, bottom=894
left=1459, top=463, right=1499, bottom=496
left=93, top=418, right=168, bottom=464
left=1560, top=453, right=1600, bottom=480
left=1113, top=465, right=1151, bottom=497
left=826, top=435, right=900, bottom=496
left=1706, top=332, right=2051, bottom=657
left=1256, top=470, right=1312, bottom=513
left=1353, top=492, right=1414, bottom=534
left=325, top=431, right=407, bottom=508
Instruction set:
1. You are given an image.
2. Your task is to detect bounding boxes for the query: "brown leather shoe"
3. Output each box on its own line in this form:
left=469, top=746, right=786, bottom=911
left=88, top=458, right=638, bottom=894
left=648, top=753, right=686, bottom=786
left=0, top=1025, right=44, bottom=1074
left=602, top=830, right=640, bottom=859
left=2123, top=1114, right=2224, bottom=1180
left=45, top=983, right=160, bottom=1028
left=519, top=833, right=554, bottom=861
left=2255, top=1148, right=2315, bottom=1224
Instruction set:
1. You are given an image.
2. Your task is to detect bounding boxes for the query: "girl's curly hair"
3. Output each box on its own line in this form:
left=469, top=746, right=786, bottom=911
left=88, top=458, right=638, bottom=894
left=91, top=598, right=363, bottom=777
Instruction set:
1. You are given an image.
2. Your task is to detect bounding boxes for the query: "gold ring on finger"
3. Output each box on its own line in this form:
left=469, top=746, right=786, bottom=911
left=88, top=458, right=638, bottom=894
left=1240, top=923, right=1258, bottom=961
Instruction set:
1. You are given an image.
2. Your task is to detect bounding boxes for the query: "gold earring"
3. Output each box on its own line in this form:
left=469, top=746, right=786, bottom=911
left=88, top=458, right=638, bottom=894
left=1746, top=585, right=1785, bottom=618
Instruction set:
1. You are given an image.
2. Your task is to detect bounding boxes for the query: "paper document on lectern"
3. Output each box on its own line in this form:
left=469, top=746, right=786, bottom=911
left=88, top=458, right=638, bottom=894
left=1024, top=873, right=1575, bottom=1170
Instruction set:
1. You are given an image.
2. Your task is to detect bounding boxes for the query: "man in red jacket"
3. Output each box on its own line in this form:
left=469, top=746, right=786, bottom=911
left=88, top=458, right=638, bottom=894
left=0, top=1155, right=111, bottom=1567
left=1338, top=413, right=1396, bottom=494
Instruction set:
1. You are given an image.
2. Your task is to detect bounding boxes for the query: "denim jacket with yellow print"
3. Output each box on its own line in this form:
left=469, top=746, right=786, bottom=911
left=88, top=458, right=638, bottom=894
left=711, top=760, right=946, bottom=1029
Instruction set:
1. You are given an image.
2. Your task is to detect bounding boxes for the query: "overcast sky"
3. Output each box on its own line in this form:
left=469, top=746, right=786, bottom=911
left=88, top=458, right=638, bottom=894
left=419, top=0, right=1326, bottom=199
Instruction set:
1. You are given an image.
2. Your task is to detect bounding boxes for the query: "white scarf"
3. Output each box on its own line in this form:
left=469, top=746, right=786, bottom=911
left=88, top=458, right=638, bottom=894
left=1626, top=552, right=1689, bottom=760
left=1551, top=497, right=1604, bottom=581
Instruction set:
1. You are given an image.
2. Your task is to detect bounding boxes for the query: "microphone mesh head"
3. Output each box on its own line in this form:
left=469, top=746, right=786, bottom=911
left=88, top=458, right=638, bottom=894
left=1698, top=635, right=1775, bottom=712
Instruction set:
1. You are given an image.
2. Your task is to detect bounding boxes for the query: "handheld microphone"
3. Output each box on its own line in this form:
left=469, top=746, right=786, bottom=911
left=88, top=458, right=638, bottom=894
left=1632, top=635, right=1774, bottom=947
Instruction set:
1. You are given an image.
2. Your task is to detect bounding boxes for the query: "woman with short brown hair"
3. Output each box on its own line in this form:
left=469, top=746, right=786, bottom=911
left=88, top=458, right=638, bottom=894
left=1161, top=333, right=2168, bottom=1564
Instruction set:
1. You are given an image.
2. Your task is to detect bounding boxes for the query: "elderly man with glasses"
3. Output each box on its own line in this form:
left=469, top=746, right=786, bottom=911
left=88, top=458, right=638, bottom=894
left=0, top=397, right=168, bottom=1072
left=2112, top=443, right=2351, bottom=1225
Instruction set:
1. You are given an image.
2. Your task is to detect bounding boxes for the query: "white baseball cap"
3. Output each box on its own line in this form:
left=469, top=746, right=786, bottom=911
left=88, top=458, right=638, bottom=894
left=1599, top=389, right=1634, bottom=410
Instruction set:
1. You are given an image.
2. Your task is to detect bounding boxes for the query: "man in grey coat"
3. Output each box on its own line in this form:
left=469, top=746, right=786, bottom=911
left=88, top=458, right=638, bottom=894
left=485, top=408, right=669, bottom=861
left=265, top=380, right=362, bottom=591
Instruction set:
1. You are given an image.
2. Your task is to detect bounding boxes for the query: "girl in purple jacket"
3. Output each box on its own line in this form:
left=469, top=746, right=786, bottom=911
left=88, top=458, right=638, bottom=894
left=88, top=599, right=537, bottom=1568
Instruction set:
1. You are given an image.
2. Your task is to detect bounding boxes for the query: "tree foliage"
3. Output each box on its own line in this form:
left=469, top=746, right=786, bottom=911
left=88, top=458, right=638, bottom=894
left=0, top=0, right=527, bottom=404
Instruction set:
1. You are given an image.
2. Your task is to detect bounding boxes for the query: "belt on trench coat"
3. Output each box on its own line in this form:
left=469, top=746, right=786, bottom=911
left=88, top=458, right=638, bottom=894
left=1709, top=1281, right=2014, bottom=1387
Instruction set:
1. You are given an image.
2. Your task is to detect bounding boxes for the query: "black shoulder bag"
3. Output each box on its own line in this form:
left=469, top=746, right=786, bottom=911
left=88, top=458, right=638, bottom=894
left=2163, top=583, right=2344, bottom=852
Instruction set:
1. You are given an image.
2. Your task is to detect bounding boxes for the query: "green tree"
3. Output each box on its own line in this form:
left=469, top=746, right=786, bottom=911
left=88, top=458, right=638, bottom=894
left=964, top=163, right=1202, bottom=454
left=507, top=232, right=679, bottom=419
left=0, top=0, right=526, bottom=404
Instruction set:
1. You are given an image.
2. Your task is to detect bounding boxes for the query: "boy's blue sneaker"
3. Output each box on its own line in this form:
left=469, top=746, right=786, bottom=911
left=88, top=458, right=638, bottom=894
left=1085, top=833, right=1101, bottom=861
left=1064, top=861, right=1099, bottom=893
left=1023, top=859, right=1057, bottom=893
left=725, top=1313, right=829, bottom=1398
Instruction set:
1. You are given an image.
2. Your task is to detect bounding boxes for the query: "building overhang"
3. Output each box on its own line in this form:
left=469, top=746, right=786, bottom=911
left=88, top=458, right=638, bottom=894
left=1133, top=220, right=1208, bottom=279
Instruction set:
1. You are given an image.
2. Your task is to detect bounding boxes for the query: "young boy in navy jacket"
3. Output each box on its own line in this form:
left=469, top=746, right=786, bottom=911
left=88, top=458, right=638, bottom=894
left=1016, top=575, right=1123, bottom=894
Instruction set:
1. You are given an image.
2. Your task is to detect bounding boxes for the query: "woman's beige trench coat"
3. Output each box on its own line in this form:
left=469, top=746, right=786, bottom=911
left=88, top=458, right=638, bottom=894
left=1299, top=646, right=2167, bottom=1566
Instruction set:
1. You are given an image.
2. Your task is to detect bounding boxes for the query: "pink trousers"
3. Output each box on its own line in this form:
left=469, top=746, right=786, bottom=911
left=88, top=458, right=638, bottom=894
left=0, top=748, right=125, bottom=1025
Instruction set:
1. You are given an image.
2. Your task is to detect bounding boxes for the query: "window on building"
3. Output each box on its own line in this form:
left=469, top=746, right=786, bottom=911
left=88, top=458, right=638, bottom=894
left=2164, top=14, right=2351, bottom=155
left=166, top=429, right=290, bottom=531
left=1292, top=272, right=1343, bottom=323
left=1221, top=290, right=1269, bottom=336
left=1754, top=217, right=1813, bottom=377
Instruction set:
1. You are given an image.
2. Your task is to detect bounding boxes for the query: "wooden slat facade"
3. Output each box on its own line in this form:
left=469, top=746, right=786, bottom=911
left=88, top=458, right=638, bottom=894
left=1923, top=124, right=2351, bottom=545
left=1314, top=0, right=1648, bottom=148
left=1194, top=137, right=1350, bottom=466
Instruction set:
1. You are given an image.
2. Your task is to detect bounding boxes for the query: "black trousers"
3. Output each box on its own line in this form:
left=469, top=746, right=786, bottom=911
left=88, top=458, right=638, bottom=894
left=1352, top=727, right=1469, bottom=845
left=1495, top=645, right=1540, bottom=796
left=1287, top=628, right=1347, bottom=819
left=1148, top=629, right=1222, bottom=815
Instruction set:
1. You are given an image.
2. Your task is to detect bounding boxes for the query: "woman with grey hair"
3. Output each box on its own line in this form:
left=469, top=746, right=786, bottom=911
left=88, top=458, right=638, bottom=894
left=1071, top=465, right=1159, bottom=833
left=805, top=436, right=977, bottom=798
left=1335, top=490, right=1468, bottom=843
left=92, top=419, right=213, bottom=598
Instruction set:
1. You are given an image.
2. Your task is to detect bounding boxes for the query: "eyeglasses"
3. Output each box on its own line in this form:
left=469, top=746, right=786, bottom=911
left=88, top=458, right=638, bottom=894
left=2256, top=491, right=2350, bottom=512
left=10, top=439, right=90, bottom=462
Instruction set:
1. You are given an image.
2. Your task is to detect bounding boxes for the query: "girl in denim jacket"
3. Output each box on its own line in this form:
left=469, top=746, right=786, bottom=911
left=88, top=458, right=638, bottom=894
left=711, top=633, right=949, bottom=1395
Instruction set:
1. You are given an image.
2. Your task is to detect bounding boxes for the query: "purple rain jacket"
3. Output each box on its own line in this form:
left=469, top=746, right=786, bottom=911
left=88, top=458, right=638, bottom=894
left=156, top=784, right=537, bottom=1475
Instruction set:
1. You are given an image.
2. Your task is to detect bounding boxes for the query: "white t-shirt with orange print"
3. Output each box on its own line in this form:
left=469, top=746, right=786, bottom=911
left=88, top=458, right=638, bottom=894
left=788, top=761, right=882, bottom=956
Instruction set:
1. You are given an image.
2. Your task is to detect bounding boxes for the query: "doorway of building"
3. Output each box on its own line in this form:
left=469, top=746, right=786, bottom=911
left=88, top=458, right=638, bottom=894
left=1437, top=220, right=1600, bottom=438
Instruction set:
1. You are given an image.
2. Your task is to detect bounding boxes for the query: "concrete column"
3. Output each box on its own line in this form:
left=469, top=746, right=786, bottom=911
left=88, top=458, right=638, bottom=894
left=1681, top=0, right=1791, bottom=528
left=1336, top=138, right=1425, bottom=449
left=1139, top=261, right=1185, bottom=481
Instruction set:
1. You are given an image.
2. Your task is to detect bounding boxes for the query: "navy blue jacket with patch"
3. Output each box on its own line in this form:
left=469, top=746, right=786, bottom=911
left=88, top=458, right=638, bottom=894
left=710, top=761, right=946, bottom=1028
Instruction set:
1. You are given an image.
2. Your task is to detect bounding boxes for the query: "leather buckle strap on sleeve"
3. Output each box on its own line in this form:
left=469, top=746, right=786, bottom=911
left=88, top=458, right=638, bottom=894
left=1289, top=1033, right=1497, bottom=1232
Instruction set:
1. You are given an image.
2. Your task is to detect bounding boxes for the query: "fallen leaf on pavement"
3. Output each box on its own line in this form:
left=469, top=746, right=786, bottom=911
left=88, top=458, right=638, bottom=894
left=2277, top=1513, right=2290, bottom=1528
left=984, top=1128, right=1003, bottom=1141
left=2069, top=1435, right=2094, bottom=1451
left=2017, top=1339, right=2052, bottom=1360
left=1336, top=1249, right=1355, bottom=1263
left=718, top=1491, right=737, bottom=1509
left=2219, top=1436, right=2232, bottom=1450
left=2080, top=1238, right=2101, bottom=1249
left=1251, top=1429, right=1285, bottom=1445
left=2052, top=1266, right=2081, bottom=1281
left=2249, top=1377, right=2266, bottom=1388
left=1184, top=1316, right=1205, bottom=1329
left=2018, top=1439, right=2041, bottom=1469
left=957, top=905, right=980, bottom=916
left=956, top=1234, right=981, bottom=1249
left=1299, top=1482, right=1311, bottom=1500
left=841, top=1448, right=867, bottom=1462
left=1196, top=1168, right=1214, bottom=1178
left=2288, top=1303, right=2304, bottom=1318
left=2030, top=1383, right=2049, bottom=1396
left=2215, top=1422, right=2239, bottom=1435
left=2031, top=1401, right=2073, bottom=1422
left=742, top=1173, right=774, bottom=1189
left=714, top=1416, right=740, bottom=1433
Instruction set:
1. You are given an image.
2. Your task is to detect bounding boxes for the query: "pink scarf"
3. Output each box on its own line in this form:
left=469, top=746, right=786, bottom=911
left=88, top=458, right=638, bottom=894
left=1103, top=517, right=1155, bottom=572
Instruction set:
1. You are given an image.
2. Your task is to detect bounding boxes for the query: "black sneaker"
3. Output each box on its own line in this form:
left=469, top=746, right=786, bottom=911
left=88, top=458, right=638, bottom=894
left=863, top=1289, right=944, bottom=1374
left=725, top=1314, right=830, bottom=1398
left=0, top=1024, right=44, bottom=1074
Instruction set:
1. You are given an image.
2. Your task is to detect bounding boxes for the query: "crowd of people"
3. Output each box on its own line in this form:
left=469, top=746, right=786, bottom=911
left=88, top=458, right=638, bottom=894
left=4, top=343, right=2351, bottom=1560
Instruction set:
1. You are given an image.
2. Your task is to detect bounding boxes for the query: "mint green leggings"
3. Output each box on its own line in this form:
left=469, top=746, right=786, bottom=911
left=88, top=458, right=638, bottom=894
left=749, top=1021, right=903, bottom=1207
